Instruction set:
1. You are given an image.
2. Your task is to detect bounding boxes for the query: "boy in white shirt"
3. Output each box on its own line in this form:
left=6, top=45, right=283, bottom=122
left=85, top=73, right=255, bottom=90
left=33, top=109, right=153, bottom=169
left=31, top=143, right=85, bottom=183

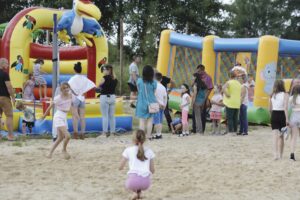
left=152, top=73, right=167, bottom=139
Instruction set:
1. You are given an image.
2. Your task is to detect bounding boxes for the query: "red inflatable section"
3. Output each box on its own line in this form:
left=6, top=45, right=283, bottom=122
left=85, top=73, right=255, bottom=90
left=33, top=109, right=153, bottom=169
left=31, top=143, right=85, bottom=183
left=33, top=87, right=53, bottom=99
left=30, top=43, right=87, bottom=60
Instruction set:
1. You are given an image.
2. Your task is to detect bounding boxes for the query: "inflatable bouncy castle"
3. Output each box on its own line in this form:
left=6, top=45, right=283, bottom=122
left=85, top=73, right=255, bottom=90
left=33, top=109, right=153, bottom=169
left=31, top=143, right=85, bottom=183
left=0, top=0, right=132, bottom=134
left=157, top=30, right=300, bottom=124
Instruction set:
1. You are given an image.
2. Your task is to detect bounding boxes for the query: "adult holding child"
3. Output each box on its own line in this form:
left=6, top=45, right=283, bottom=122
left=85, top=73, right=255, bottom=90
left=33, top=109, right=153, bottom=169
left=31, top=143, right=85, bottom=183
left=97, top=64, right=118, bottom=137
left=0, top=58, right=15, bottom=140
left=222, top=70, right=242, bottom=135
left=191, top=73, right=207, bottom=134
left=68, top=62, right=95, bottom=139
left=269, top=80, right=289, bottom=160
left=195, top=64, right=213, bottom=132
left=136, top=65, right=158, bottom=140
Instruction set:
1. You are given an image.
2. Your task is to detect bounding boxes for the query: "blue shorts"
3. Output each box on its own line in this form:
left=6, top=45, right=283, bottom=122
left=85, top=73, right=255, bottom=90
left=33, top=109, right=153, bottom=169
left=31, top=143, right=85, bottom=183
left=153, top=109, right=164, bottom=125
left=72, top=98, right=85, bottom=108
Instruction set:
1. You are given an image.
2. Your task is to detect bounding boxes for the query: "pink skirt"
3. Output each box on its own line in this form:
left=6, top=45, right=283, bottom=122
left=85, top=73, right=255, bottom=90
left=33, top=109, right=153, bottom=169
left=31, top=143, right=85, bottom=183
left=125, top=173, right=151, bottom=192
left=210, top=111, right=222, bottom=120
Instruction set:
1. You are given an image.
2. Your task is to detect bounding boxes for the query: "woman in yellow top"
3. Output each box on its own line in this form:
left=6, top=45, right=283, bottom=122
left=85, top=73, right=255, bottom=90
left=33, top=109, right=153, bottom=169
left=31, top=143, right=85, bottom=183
left=222, top=71, right=242, bottom=135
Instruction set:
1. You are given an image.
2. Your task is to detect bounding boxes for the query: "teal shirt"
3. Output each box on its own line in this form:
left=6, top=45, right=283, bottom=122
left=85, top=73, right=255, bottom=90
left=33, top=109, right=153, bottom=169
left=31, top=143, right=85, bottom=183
left=195, top=89, right=206, bottom=105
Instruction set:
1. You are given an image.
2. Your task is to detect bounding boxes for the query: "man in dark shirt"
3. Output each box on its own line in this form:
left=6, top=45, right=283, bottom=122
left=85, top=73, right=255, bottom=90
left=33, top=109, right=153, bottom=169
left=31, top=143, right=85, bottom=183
left=159, top=73, right=175, bottom=131
left=0, top=58, right=15, bottom=140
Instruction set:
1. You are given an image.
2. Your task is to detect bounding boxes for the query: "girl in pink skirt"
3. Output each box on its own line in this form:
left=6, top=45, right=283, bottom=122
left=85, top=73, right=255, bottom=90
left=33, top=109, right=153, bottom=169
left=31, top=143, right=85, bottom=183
left=42, top=82, right=72, bottom=159
left=210, top=85, right=223, bottom=134
left=119, top=130, right=155, bottom=200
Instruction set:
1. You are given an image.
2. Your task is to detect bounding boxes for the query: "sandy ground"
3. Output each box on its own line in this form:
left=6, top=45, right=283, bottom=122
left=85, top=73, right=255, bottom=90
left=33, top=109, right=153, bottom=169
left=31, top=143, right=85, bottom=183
left=0, top=127, right=300, bottom=200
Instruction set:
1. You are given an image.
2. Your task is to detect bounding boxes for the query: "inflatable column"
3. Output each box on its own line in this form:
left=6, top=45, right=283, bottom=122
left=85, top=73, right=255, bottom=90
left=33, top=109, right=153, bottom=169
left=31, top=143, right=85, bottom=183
left=157, top=30, right=172, bottom=76
left=254, top=36, right=279, bottom=107
left=202, top=35, right=217, bottom=87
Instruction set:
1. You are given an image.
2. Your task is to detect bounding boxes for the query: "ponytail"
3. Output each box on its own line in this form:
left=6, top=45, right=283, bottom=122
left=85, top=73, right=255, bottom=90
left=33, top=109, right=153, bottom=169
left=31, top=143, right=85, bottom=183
left=135, top=129, right=147, bottom=161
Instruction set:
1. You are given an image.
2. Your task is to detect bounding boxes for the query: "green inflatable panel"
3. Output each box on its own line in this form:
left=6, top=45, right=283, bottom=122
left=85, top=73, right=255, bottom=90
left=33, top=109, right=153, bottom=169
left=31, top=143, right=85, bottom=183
left=168, top=92, right=271, bottom=125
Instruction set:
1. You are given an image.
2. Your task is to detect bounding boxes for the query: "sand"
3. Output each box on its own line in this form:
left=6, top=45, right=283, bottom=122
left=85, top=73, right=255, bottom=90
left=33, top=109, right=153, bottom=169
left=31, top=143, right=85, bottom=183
left=0, top=127, right=300, bottom=200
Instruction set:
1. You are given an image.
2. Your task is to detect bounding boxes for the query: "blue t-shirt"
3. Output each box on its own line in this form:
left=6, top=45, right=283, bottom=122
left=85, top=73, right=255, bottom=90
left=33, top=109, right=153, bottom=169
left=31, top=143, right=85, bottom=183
left=135, top=78, right=157, bottom=119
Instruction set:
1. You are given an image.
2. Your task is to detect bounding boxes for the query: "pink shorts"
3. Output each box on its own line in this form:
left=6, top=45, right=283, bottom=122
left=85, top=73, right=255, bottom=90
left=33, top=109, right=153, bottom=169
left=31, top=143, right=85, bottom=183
left=181, top=110, right=188, bottom=126
left=125, top=173, right=151, bottom=192
left=210, top=111, right=222, bottom=120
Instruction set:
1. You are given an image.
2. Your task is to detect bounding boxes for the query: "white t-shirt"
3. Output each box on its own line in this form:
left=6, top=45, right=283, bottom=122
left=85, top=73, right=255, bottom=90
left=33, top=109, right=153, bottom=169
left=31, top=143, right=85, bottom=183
left=211, top=93, right=223, bottom=112
left=271, top=92, right=286, bottom=111
left=128, top=62, right=139, bottom=83
left=181, top=93, right=190, bottom=112
left=155, top=82, right=167, bottom=107
left=122, top=146, right=155, bottom=177
left=68, top=74, right=95, bottom=102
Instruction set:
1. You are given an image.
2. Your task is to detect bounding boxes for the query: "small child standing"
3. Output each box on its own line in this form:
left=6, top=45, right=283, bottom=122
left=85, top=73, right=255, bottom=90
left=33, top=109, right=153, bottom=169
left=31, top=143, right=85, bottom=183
left=210, top=85, right=223, bottom=134
left=16, top=101, right=35, bottom=135
left=180, top=84, right=191, bottom=137
left=119, top=130, right=155, bottom=200
left=33, top=59, right=47, bottom=99
left=23, top=73, right=35, bottom=101
left=42, top=82, right=72, bottom=159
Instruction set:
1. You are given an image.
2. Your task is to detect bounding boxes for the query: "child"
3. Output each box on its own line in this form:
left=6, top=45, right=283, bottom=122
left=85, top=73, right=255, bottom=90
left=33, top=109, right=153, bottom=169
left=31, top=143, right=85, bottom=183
left=16, top=101, right=35, bottom=135
left=23, top=73, right=35, bottom=101
left=119, top=130, right=155, bottom=200
left=152, top=72, right=167, bottom=139
left=180, top=84, right=191, bottom=137
left=33, top=58, right=47, bottom=99
left=210, top=85, right=223, bottom=135
left=170, top=116, right=182, bottom=135
left=42, top=82, right=72, bottom=159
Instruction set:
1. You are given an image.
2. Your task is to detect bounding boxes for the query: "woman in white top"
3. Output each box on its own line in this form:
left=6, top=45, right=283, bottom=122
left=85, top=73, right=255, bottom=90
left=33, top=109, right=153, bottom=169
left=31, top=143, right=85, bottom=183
left=288, top=85, right=300, bottom=161
left=269, top=80, right=289, bottom=160
left=119, top=130, right=155, bottom=200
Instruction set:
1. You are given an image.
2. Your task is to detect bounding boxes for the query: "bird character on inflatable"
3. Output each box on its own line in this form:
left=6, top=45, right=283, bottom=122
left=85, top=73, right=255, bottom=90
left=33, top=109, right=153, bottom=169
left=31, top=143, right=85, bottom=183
left=57, top=0, right=103, bottom=47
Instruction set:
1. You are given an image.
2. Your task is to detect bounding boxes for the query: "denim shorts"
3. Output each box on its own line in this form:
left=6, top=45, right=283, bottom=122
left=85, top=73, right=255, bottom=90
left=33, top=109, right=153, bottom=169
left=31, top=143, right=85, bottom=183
left=72, top=97, right=85, bottom=108
left=153, top=109, right=164, bottom=125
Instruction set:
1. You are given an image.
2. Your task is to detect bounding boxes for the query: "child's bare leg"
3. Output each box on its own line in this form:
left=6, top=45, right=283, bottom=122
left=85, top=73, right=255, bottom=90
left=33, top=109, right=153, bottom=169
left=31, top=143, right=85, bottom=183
left=47, top=129, right=63, bottom=158
left=43, top=84, right=47, bottom=98
left=22, top=123, right=26, bottom=135
left=39, top=85, right=42, bottom=100
left=211, top=120, right=216, bottom=134
left=59, top=126, right=71, bottom=159
left=217, top=121, right=221, bottom=134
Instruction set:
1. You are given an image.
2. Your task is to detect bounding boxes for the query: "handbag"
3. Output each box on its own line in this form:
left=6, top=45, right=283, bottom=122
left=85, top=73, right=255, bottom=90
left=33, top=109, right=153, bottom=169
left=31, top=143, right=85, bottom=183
left=144, top=83, right=159, bottom=113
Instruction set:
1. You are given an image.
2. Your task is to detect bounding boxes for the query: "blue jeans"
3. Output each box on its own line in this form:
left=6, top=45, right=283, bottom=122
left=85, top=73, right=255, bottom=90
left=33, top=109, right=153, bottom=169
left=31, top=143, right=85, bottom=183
left=100, top=95, right=116, bottom=133
left=239, top=104, right=248, bottom=133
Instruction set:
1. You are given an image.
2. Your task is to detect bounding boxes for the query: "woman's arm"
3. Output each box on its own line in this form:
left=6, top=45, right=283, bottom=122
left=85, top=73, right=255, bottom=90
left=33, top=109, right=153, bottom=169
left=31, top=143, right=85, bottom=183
left=269, top=97, right=273, bottom=113
left=41, top=103, right=54, bottom=119
left=119, top=157, right=127, bottom=170
left=222, top=82, right=230, bottom=98
left=150, top=159, right=155, bottom=174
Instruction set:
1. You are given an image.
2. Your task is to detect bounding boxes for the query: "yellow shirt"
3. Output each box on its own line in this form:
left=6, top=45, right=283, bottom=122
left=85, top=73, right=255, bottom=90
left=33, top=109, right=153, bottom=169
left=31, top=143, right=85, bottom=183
left=223, top=79, right=242, bottom=109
